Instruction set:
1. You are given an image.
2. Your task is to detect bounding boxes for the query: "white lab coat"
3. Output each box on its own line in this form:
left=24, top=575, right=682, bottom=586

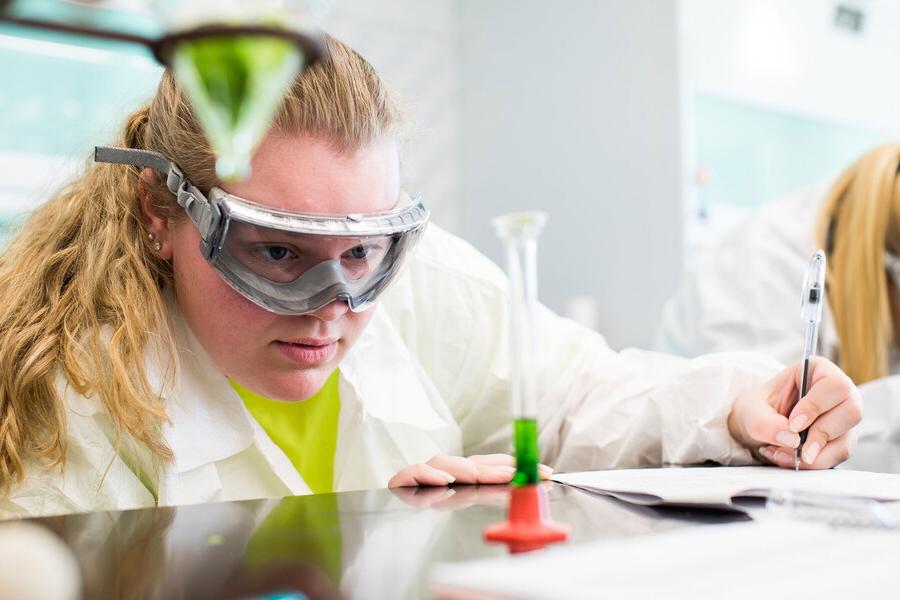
left=657, top=182, right=900, bottom=373
left=657, top=183, right=836, bottom=363
left=1, top=225, right=782, bottom=519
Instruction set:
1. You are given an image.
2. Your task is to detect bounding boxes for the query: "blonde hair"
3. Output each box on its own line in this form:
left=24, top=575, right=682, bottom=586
left=0, top=35, right=400, bottom=490
left=816, top=143, right=900, bottom=384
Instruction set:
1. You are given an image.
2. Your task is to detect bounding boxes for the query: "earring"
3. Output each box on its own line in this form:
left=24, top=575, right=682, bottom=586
left=148, top=232, right=162, bottom=252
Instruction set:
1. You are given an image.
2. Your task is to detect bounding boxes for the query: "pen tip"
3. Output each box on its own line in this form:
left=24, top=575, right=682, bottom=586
left=793, top=455, right=800, bottom=471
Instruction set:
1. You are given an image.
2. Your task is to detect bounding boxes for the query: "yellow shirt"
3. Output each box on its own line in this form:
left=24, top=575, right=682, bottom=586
left=231, top=370, right=341, bottom=494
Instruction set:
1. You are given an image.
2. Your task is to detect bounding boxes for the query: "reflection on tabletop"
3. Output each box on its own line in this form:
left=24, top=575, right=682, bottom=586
left=6, top=482, right=733, bottom=600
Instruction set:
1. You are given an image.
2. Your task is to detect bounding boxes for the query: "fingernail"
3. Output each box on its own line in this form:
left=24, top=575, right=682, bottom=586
left=775, top=430, right=800, bottom=448
left=496, top=465, right=516, bottom=474
left=538, top=464, right=554, bottom=475
left=789, top=415, right=809, bottom=432
left=802, top=442, right=821, bottom=464
left=758, top=446, right=773, bottom=459
left=774, top=450, right=792, bottom=464
left=437, top=471, right=455, bottom=484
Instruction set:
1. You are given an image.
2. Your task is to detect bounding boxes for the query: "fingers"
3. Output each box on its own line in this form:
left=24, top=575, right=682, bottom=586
left=389, top=454, right=554, bottom=488
left=745, top=357, right=861, bottom=469
left=426, top=455, right=513, bottom=484
left=788, top=358, right=859, bottom=434
left=728, top=369, right=802, bottom=449
left=391, top=454, right=516, bottom=487
left=425, top=455, right=482, bottom=482
left=806, top=431, right=857, bottom=468
left=388, top=463, right=456, bottom=488
left=732, top=393, right=800, bottom=450
left=758, top=446, right=798, bottom=468
left=759, top=430, right=857, bottom=470
left=469, top=454, right=554, bottom=479
left=797, top=400, right=863, bottom=464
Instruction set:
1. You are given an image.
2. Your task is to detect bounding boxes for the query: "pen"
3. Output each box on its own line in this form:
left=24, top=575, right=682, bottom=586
left=795, top=250, right=826, bottom=470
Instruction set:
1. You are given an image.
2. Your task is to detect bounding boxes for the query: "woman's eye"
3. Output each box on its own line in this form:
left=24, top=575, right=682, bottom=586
left=349, top=245, right=370, bottom=260
left=261, top=246, right=294, bottom=261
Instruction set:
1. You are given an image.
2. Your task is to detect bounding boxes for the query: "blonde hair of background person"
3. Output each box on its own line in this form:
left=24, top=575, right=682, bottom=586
left=0, top=37, right=400, bottom=491
left=816, top=143, right=900, bottom=385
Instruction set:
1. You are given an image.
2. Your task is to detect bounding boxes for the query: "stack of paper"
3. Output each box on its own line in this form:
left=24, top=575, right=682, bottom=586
left=552, top=466, right=900, bottom=508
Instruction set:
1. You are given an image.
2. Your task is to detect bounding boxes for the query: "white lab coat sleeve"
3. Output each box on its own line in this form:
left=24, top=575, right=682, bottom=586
left=0, top=386, right=157, bottom=520
left=0, top=468, right=85, bottom=519
left=533, top=305, right=784, bottom=469
left=1, top=449, right=155, bottom=520
left=384, top=226, right=784, bottom=471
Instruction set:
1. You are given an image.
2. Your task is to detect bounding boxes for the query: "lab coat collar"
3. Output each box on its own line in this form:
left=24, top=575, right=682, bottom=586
left=332, top=305, right=463, bottom=491
left=159, top=292, right=256, bottom=474
left=157, top=291, right=462, bottom=492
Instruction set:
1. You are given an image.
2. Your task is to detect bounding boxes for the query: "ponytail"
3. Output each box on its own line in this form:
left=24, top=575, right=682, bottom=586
left=816, top=143, right=900, bottom=384
left=124, top=106, right=150, bottom=150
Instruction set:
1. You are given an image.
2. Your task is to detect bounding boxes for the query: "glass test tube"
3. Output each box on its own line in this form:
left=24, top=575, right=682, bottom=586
left=492, top=211, right=547, bottom=486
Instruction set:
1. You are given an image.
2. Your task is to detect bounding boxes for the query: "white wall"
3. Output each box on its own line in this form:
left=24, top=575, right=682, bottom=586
left=321, top=0, right=462, bottom=231
left=456, top=0, right=684, bottom=350
left=678, top=0, right=900, bottom=253
left=681, top=0, right=900, bottom=134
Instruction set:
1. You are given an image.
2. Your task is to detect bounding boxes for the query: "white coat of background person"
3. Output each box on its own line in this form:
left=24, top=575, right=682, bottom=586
left=656, top=180, right=834, bottom=364
left=657, top=143, right=900, bottom=384
left=657, top=144, right=900, bottom=463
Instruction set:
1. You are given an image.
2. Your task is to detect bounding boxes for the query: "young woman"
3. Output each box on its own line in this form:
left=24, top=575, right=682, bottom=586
left=0, top=36, right=861, bottom=518
left=658, top=143, right=900, bottom=386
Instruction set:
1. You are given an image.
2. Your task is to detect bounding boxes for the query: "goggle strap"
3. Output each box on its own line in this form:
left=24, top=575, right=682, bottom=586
left=94, top=146, right=173, bottom=180
left=94, top=145, right=221, bottom=252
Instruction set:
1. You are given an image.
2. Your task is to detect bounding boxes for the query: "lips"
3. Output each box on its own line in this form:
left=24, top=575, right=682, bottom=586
left=273, top=339, right=338, bottom=365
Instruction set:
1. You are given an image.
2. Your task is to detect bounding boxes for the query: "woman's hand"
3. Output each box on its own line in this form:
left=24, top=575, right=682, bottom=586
left=387, top=453, right=553, bottom=488
left=728, top=357, right=862, bottom=469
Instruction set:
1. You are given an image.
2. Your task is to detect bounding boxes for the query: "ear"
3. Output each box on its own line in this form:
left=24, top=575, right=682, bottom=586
left=138, top=167, right=174, bottom=260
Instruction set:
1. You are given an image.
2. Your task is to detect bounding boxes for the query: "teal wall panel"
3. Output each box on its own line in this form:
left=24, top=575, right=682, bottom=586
left=0, top=11, right=163, bottom=246
left=694, top=94, right=891, bottom=209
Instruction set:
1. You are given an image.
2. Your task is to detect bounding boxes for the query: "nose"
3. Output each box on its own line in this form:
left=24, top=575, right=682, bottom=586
left=309, top=299, right=350, bottom=322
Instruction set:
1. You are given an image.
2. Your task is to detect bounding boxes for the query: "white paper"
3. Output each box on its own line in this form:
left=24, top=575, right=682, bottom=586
left=552, top=466, right=900, bottom=506
left=430, top=520, right=900, bottom=600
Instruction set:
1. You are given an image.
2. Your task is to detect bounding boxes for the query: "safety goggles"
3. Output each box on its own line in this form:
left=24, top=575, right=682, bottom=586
left=95, top=146, right=429, bottom=315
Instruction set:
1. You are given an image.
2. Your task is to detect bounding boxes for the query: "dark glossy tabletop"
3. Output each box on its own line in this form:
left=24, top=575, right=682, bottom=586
left=17, top=439, right=897, bottom=600
left=19, top=482, right=751, bottom=600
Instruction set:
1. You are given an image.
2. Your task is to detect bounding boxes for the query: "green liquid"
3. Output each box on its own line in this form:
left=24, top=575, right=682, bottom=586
left=513, top=418, right=540, bottom=486
left=172, top=33, right=303, bottom=181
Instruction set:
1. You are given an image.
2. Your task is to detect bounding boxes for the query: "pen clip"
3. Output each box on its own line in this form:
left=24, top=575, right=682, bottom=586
left=800, top=250, right=826, bottom=327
